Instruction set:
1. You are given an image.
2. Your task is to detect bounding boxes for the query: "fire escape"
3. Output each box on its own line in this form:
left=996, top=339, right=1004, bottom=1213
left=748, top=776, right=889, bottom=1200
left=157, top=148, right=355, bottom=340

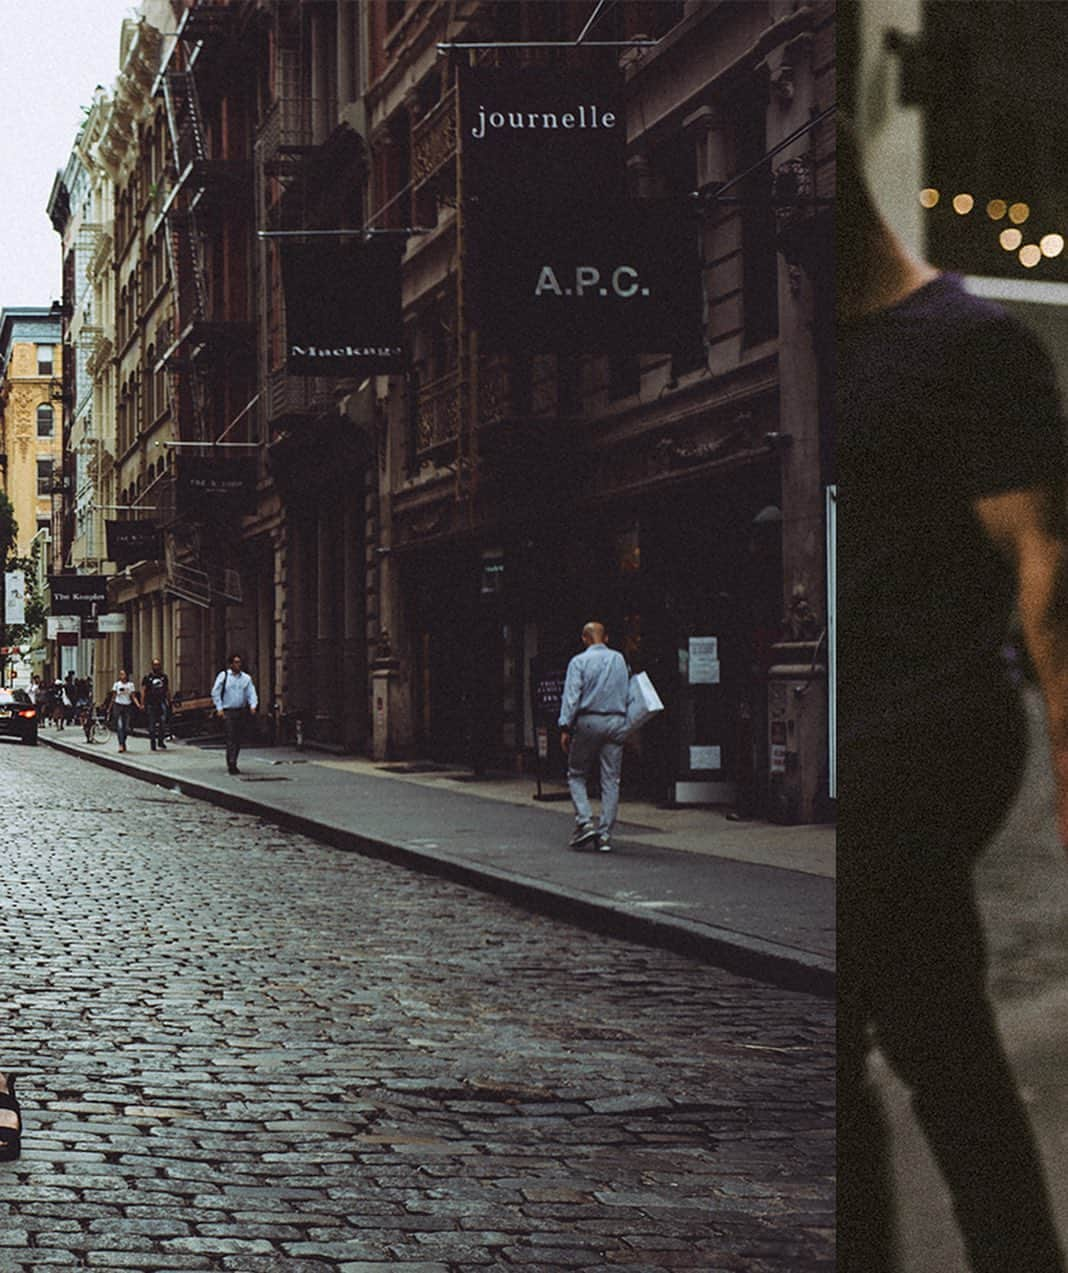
left=153, top=3, right=252, bottom=609
left=255, top=6, right=342, bottom=438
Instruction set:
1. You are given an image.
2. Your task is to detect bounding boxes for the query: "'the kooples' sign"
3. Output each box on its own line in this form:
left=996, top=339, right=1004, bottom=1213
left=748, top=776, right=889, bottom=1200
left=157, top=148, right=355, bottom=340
left=460, top=66, right=625, bottom=208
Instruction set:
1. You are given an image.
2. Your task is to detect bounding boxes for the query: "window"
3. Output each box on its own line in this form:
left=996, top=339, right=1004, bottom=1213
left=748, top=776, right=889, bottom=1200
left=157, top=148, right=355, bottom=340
left=922, top=0, right=1068, bottom=283
left=737, top=90, right=779, bottom=346
left=37, top=458, right=54, bottom=496
left=36, top=518, right=50, bottom=537
left=36, top=404, right=54, bottom=438
left=37, top=345, right=54, bottom=376
left=608, top=353, right=640, bottom=401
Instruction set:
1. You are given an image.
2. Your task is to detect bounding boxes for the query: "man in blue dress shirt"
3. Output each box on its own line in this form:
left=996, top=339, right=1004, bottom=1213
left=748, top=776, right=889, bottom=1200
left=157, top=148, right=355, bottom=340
left=211, top=653, right=259, bottom=775
left=558, top=621, right=629, bottom=852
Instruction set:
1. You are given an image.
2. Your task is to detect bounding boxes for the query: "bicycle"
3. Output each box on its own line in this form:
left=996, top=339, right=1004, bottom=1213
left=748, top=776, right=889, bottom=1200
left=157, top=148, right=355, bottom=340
left=84, top=706, right=111, bottom=744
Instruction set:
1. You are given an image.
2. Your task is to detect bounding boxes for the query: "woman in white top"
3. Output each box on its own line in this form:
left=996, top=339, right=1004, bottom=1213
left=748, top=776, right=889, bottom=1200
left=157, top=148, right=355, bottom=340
left=106, top=670, right=141, bottom=753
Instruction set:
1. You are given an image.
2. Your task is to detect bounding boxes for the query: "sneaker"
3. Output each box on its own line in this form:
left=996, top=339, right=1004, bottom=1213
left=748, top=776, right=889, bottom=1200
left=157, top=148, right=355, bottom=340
left=597, top=834, right=612, bottom=853
left=157, top=743, right=167, bottom=750
left=569, top=821, right=597, bottom=849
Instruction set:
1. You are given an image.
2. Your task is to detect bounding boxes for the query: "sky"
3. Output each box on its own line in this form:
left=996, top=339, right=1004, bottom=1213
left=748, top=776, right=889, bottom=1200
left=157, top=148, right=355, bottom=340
left=0, top=0, right=141, bottom=308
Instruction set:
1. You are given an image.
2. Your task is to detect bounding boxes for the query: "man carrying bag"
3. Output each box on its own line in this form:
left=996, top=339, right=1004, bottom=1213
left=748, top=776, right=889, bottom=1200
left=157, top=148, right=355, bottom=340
left=558, top=621, right=633, bottom=853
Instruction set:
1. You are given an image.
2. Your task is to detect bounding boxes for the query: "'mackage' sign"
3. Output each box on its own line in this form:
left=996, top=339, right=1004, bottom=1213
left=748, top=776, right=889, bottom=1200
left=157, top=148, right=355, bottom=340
left=470, top=199, right=703, bottom=354
left=460, top=65, right=626, bottom=211
left=280, top=236, right=405, bottom=377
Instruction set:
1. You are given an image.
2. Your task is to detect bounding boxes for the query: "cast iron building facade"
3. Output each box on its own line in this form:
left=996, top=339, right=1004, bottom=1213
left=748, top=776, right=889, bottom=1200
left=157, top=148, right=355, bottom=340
left=47, top=0, right=834, bottom=822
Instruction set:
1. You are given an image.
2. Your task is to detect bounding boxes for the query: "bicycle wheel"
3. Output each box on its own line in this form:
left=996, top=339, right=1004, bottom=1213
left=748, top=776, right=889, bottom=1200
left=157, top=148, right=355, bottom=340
left=94, top=718, right=110, bottom=743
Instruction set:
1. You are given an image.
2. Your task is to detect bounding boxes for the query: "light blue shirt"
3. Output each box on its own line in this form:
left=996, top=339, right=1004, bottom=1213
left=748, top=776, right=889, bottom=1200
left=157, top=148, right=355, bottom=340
left=558, top=643, right=628, bottom=729
left=212, top=668, right=258, bottom=711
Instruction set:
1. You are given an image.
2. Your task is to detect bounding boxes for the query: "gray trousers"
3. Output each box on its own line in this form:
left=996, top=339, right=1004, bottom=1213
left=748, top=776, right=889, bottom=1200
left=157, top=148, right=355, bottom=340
left=567, top=714, right=626, bottom=835
left=223, top=708, right=248, bottom=770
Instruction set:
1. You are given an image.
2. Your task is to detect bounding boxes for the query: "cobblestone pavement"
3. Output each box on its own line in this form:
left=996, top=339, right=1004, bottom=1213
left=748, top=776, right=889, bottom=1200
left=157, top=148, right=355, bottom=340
left=1, top=745, right=834, bottom=1272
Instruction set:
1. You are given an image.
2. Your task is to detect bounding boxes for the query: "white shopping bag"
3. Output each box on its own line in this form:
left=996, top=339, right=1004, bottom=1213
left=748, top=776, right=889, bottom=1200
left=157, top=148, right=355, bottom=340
left=623, top=671, right=664, bottom=737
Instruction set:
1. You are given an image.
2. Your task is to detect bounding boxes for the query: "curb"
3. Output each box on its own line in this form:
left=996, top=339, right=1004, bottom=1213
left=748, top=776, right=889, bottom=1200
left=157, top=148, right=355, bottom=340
left=42, top=733, right=835, bottom=999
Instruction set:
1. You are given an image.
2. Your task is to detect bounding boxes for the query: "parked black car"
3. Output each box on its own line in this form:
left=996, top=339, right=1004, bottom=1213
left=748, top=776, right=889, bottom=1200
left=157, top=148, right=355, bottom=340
left=0, top=688, right=38, bottom=745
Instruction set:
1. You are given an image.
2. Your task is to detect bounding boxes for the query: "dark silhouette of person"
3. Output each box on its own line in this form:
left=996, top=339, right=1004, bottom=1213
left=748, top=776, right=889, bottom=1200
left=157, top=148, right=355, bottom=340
left=837, top=116, right=1068, bottom=1273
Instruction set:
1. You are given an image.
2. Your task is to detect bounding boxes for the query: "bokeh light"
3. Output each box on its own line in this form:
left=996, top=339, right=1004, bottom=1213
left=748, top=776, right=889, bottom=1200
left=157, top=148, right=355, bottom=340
left=1019, top=244, right=1042, bottom=268
left=952, top=194, right=974, bottom=214
left=986, top=199, right=1007, bottom=220
left=999, top=228, right=1023, bottom=251
left=1008, top=202, right=1030, bottom=224
left=919, top=188, right=940, bottom=209
left=1040, top=234, right=1065, bottom=258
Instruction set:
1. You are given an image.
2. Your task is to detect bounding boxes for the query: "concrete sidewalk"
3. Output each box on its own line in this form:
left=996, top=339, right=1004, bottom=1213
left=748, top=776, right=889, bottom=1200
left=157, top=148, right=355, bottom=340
left=41, top=726, right=835, bottom=997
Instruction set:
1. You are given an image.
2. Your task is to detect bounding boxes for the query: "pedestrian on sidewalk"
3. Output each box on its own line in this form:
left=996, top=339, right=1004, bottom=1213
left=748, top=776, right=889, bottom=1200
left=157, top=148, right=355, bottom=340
left=63, top=670, right=77, bottom=727
left=558, top=621, right=629, bottom=852
left=211, top=653, right=258, bottom=775
left=51, top=679, right=67, bottom=730
left=838, top=116, right=1067, bottom=1273
left=141, top=657, right=171, bottom=752
left=0, top=1072, right=21, bottom=1162
left=105, top=670, right=141, bottom=754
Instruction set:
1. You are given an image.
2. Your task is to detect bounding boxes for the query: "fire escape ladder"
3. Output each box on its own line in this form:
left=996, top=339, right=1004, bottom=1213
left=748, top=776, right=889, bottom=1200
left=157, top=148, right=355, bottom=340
left=161, top=66, right=210, bottom=443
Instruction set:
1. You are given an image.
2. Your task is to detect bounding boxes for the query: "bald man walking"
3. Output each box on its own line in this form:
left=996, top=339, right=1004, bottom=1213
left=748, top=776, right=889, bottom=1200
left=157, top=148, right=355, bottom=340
left=558, top=621, right=629, bottom=851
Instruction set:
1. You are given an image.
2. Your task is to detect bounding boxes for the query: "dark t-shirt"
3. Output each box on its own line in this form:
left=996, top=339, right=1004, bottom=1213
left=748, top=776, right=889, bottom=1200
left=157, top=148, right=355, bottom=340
left=142, top=672, right=169, bottom=706
left=838, top=273, right=1065, bottom=738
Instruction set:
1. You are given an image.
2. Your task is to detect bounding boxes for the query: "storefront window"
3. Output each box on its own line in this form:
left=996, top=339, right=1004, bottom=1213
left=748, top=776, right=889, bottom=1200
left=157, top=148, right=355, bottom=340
left=921, top=1, right=1068, bottom=282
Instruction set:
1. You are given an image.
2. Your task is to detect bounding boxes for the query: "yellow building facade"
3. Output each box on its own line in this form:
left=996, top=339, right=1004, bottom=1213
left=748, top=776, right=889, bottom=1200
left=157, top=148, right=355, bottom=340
left=0, top=310, right=64, bottom=556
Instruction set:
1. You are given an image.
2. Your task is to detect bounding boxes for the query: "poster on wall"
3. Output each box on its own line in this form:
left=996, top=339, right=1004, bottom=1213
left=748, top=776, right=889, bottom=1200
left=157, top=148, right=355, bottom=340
left=4, top=570, right=25, bottom=626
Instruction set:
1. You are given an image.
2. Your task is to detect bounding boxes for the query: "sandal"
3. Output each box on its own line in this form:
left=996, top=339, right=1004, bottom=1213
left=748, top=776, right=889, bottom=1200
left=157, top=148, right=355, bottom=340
left=0, top=1075, right=21, bottom=1162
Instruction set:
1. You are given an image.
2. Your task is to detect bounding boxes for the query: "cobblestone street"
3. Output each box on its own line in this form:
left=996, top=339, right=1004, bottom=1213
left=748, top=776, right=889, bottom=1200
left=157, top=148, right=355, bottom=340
left=1, top=745, right=834, bottom=1271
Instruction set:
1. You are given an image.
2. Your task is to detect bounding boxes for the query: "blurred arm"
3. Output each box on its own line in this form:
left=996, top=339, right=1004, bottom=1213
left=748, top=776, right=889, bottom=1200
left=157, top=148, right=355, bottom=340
left=975, top=485, right=1068, bottom=847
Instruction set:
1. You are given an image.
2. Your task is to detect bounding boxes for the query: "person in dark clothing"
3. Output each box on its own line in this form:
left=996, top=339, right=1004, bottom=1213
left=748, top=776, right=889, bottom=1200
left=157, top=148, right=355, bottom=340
left=838, top=119, right=1068, bottom=1273
left=141, top=657, right=171, bottom=751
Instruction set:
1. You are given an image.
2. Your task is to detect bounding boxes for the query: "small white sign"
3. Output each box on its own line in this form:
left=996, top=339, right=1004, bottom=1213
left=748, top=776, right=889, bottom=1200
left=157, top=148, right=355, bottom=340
left=688, top=637, right=720, bottom=684
left=770, top=744, right=787, bottom=775
left=4, top=571, right=25, bottom=626
left=690, top=745, right=722, bottom=771
left=96, top=613, right=128, bottom=633
left=47, top=615, right=81, bottom=638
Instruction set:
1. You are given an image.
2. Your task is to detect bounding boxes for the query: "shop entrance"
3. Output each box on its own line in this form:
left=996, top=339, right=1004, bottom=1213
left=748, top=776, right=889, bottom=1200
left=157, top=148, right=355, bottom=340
left=612, top=461, right=782, bottom=807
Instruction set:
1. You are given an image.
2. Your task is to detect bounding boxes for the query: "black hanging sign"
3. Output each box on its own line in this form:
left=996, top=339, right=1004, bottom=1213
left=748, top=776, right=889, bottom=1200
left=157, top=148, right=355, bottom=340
left=177, top=455, right=257, bottom=513
left=280, top=236, right=405, bottom=376
left=469, top=199, right=704, bottom=354
left=459, top=65, right=626, bottom=211
left=106, top=520, right=162, bottom=566
left=49, top=574, right=109, bottom=616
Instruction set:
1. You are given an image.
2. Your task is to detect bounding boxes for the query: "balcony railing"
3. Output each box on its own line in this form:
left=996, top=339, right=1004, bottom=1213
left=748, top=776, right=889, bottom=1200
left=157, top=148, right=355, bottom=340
left=415, top=358, right=522, bottom=457
left=416, top=369, right=461, bottom=453
left=257, top=98, right=332, bottom=174
left=266, top=369, right=337, bottom=427
left=412, top=87, right=457, bottom=190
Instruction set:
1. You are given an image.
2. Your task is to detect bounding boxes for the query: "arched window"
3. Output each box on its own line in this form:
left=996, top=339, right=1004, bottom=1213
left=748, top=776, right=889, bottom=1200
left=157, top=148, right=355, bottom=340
left=36, top=403, right=54, bottom=438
